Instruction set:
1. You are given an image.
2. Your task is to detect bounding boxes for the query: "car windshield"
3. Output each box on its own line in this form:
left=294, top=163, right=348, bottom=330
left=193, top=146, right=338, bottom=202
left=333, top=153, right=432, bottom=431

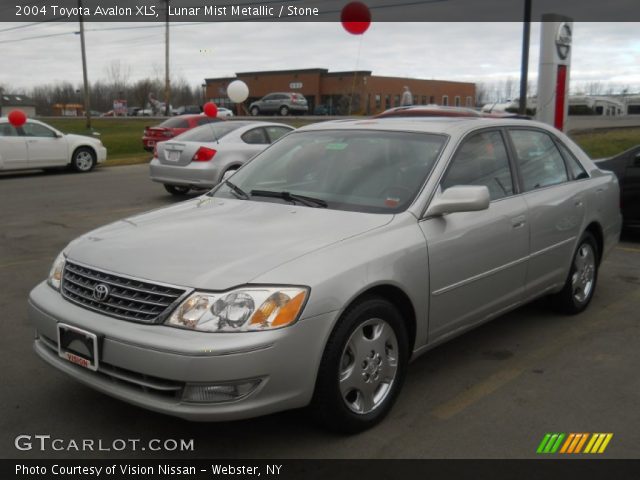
left=211, top=129, right=447, bottom=213
left=174, top=122, right=244, bottom=142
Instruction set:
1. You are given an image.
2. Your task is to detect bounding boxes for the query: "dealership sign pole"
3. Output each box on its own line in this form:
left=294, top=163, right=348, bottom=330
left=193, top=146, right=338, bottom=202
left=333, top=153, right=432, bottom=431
left=536, top=14, right=573, bottom=131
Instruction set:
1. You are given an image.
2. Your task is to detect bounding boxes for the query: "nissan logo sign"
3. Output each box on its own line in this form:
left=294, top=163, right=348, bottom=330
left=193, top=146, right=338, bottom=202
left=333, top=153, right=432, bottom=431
left=556, top=22, right=572, bottom=60
left=92, top=283, right=110, bottom=302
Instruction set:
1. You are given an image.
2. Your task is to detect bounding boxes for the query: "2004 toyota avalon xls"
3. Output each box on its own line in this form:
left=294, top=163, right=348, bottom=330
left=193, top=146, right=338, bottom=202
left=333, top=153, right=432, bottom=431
left=29, top=117, right=621, bottom=432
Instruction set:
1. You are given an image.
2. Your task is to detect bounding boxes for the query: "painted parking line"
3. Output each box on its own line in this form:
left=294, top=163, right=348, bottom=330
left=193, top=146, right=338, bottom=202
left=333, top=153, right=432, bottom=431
left=616, top=246, right=640, bottom=253
left=0, top=257, right=48, bottom=269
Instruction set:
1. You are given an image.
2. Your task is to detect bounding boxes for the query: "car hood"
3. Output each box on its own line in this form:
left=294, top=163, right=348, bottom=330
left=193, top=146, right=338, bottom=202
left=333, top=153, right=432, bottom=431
left=65, top=133, right=103, bottom=146
left=66, top=197, right=394, bottom=289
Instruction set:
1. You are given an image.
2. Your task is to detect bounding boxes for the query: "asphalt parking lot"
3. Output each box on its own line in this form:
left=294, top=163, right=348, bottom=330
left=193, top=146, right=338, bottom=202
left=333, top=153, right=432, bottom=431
left=1, top=165, right=639, bottom=459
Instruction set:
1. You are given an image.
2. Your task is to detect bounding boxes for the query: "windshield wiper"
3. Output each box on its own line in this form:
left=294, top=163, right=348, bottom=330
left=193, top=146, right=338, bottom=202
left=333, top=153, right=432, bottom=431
left=250, top=189, right=328, bottom=208
left=224, top=179, right=250, bottom=200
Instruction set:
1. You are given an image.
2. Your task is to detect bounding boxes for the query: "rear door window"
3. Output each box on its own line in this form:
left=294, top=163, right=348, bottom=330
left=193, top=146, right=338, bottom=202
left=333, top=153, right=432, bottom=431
left=509, top=129, right=569, bottom=191
left=0, top=123, right=19, bottom=136
left=242, top=128, right=269, bottom=145
left=557, top=142, right=589, bottom=180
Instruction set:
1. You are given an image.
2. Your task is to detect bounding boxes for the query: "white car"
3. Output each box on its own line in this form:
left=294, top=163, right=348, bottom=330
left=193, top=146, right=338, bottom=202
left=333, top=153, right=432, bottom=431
left=0, top=118, right=107, bottom=172
left=217, top=107, right=234, bottom=119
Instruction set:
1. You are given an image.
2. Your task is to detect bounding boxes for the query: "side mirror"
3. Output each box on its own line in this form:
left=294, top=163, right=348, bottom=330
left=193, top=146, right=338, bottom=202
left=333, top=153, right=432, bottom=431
left=54, top=132, right=64, bottom=138
left=633, top=151, right=640, bottom=167
left=425, top=185, right=490, bottom=217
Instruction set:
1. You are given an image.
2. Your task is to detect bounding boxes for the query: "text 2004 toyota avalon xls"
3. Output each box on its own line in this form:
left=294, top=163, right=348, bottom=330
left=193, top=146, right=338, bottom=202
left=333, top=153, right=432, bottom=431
left=29, top=118, right=621, bottom=432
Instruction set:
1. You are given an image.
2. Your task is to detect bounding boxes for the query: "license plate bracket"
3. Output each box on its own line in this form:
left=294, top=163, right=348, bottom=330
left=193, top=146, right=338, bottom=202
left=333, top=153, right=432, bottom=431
left=57, top=323, right=100, bottom=371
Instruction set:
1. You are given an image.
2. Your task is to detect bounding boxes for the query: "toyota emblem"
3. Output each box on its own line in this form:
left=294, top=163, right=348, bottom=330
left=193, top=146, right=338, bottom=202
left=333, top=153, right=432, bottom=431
left=92, top=283, right=110, bottom=302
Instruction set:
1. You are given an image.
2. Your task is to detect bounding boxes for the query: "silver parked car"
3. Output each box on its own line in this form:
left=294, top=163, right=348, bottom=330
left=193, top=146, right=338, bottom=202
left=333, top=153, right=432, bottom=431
left=29, top=118, right=621, bottom=432
left=149, top=121, right=293, bottom=195
left=249, top=92, right=309, bottom=116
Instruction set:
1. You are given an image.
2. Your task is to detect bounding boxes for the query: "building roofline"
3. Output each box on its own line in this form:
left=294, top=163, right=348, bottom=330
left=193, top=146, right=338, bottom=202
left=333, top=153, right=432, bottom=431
left=237, top=68, right=329, bottom=76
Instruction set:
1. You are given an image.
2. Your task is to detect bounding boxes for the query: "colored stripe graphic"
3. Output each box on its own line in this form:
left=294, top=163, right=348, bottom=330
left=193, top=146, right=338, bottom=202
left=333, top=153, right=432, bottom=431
left=539, top=433, right=613, bottom=454
left=584, top=434, right=613, bottom=454
left=537, top=433, right=565, bottom=454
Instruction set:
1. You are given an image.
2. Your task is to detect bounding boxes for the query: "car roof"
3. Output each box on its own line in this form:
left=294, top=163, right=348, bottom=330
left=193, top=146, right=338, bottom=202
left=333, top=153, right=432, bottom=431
left=297, top=117, right=550, bottom=136
left=375, top=105, right=526, bottom=119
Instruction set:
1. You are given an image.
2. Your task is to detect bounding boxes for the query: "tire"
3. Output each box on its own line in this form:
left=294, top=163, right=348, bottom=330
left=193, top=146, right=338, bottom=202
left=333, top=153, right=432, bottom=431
left=250, top=106, right=260, bottom=116
left=164, top=184, right=191, bottom=196
left=220, top=167, right=238, bottom=182
left=71, top=147, right=96, bottom=172
left=311, top=296, right=408, bottom=433
left=550, top=232, right=599, bottom=314
left=279, top=105, right=289, bottom=116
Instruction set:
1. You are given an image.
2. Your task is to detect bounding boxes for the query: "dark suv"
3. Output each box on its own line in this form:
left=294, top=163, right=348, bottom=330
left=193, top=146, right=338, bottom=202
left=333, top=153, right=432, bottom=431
left=249, top=92, right=308, bottom=116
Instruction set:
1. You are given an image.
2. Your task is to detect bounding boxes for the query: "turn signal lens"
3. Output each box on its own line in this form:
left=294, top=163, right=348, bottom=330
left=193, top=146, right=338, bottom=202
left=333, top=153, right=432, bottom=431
left=249, top=291, right=307, bottom=328
left=193, top=147, right=217, bottom=162
left=47, top=251, right=66, bottom=291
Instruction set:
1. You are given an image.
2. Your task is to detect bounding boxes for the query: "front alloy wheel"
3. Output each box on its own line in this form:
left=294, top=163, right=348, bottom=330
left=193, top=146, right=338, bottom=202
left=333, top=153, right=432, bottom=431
left=71, top=147, right=96, bottom=172
left=311, top=297, right=408, bottom=433
left=339, top=318, right=399, bottom=415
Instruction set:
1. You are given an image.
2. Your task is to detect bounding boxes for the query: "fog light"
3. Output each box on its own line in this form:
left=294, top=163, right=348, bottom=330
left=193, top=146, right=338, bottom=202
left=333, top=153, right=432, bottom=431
left=182, top=379, right=262, bottom=403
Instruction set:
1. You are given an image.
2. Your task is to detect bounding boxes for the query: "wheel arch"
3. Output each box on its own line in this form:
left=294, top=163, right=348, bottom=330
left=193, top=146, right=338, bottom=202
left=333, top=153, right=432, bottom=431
left=584, top=221, right=604, bottom=264
left=70, top=144, right=97, bottom=165
left=338, top=283, right=417, bottom=355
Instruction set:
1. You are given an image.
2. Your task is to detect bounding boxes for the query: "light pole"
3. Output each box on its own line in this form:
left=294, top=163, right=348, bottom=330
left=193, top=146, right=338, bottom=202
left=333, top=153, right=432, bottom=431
left=77, top=0, right=91, bottom=128
left=519, top=0, right=532, bottom=115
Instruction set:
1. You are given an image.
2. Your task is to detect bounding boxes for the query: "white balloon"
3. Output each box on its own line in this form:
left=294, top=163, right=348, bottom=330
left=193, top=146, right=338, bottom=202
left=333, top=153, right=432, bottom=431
left=227, top=80, right=249, bottom=103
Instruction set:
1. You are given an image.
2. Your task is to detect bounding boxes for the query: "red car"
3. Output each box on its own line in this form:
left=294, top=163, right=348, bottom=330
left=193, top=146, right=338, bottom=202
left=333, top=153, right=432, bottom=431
left=374, top=105, right=525, bottom=119
left=142, top=115, right=221, bottom=152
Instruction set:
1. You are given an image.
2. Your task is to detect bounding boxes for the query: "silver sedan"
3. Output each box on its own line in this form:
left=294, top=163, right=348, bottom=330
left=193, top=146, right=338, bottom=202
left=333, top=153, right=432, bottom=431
left=149, top=121, right=293, bottom=195
left=30, top=117, right=621, bottom=433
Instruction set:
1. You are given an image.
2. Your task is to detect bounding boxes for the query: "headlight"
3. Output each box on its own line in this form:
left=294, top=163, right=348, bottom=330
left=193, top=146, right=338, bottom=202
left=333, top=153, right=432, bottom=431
left=166, top=287, right=308, bottom=332
left=47, top=251, right=66, bottom=291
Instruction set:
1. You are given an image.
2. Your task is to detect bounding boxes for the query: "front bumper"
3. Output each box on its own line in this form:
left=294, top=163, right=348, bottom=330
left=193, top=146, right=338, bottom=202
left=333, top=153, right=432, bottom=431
left=149, top=158, right=222, bottom=189
left=96, top=146, right=108, bottom=164
left=29, top=282, right=335, bottom=421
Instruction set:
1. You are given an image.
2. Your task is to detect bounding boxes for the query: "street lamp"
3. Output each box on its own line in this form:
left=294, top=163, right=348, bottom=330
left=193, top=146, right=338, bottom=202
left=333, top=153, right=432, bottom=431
left=201, top=83, right=207, bottom=105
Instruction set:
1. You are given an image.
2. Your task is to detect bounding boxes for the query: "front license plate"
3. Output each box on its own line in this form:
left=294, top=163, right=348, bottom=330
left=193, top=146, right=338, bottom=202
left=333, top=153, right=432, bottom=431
left=147, top=140, right=155, bottom=147
left=57, top=323, right=100, bottom=371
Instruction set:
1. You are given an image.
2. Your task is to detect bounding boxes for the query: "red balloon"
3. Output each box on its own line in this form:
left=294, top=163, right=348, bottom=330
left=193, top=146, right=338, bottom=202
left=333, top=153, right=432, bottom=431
left=8, top=110, right=27, bottom=127
left=203, top=102, right=218, bottom=118
left=341, top=2, right=371, bottom=35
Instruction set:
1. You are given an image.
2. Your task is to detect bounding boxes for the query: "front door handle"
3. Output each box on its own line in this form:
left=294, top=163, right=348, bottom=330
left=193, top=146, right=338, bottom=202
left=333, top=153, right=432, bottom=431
left=511, top=215, right=526, bottom=229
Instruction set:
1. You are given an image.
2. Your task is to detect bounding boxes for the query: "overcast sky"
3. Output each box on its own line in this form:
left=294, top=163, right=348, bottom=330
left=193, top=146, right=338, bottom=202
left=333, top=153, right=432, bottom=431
left=0, top=22, right=639, bottom=95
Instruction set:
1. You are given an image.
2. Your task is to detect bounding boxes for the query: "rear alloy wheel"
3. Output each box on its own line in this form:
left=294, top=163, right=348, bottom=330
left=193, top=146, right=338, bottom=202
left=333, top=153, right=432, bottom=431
left=164, top=184, right=191, bottom=196
left=71, top=147, right=96, bottom=172
left=311, top=297, right=408, bottom=433
left=250, top=106, right=260, bottom=116
left=279, top=106, right=289, bottom=116
left=551, top=231, right=599, bottom=314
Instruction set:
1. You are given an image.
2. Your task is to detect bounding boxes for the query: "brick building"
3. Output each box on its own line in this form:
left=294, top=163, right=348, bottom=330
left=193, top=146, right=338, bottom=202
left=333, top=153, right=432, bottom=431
left=205, top=68, right=476, bottom=115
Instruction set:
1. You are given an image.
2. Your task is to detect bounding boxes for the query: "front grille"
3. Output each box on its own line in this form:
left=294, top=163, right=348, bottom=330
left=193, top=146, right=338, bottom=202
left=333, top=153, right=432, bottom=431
left=61, top=261, right=188, bottom=323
